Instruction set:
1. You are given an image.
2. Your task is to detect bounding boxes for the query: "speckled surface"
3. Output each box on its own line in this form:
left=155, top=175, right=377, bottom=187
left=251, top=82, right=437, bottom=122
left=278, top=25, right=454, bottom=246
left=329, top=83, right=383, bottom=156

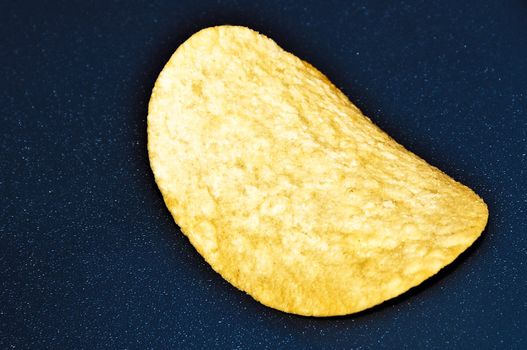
left=1, top=0, right=526, bottom=348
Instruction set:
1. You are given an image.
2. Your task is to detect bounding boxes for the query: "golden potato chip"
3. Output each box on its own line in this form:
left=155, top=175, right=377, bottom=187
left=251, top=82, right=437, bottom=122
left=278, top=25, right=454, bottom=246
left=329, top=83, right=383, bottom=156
left=147, top=25, right=488, bottom=316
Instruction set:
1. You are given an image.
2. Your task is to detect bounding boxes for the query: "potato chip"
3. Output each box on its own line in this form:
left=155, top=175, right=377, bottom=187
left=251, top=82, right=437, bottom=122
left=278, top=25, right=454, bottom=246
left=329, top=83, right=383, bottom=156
left=147, top=26, right=488, bottom=316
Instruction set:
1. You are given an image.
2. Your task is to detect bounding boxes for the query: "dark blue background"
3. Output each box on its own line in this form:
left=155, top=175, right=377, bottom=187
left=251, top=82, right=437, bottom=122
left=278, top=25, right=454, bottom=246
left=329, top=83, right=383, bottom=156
left=1, top=0, right=526, bottom=348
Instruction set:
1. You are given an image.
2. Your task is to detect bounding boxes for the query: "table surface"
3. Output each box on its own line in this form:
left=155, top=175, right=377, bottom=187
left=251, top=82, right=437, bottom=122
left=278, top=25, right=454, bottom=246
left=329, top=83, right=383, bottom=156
left=1, top=0, right=526, bottom=348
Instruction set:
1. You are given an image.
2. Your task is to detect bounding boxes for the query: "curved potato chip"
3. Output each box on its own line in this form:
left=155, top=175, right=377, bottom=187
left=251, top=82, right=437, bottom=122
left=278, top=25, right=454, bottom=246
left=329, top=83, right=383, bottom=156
left=147, top=26, right=488, bottom=316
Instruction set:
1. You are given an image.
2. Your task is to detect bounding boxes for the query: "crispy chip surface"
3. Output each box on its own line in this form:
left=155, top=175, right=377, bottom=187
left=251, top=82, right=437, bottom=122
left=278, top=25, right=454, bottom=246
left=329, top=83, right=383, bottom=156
left=147, top=26, right=488, bottom=316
